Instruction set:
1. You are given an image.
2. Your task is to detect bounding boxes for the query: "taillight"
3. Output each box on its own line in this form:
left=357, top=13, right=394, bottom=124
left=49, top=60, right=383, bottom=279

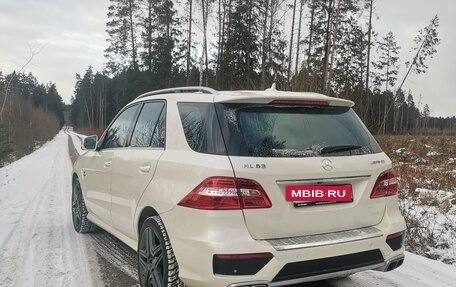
left=370, top=169, right=399, bottom=198
left=178, top=177, right=272, bottom=210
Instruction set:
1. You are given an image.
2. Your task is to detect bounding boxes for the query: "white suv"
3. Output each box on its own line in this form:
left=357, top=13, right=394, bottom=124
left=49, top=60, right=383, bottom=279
left=72, top=86, right=406, bottom=287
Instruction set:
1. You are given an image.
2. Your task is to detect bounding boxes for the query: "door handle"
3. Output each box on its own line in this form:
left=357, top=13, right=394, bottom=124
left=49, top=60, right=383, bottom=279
left=139, top=165, right=151, bottom=173
left=104, top=160, right=112, bottom=168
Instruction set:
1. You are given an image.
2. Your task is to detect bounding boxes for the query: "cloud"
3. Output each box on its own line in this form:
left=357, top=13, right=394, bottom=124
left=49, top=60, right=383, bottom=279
left=0, top=0, right=108, bottom=104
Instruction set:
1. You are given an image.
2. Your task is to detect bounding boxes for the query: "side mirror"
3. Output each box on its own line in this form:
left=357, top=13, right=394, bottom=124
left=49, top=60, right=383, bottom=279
left=82, top=135, right=98, bottom=151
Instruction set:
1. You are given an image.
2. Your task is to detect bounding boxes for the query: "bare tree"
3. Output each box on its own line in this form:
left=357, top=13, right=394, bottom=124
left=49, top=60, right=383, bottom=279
left=294, top=0, right=305, bottom=76
left=199, top=0, right=213, bottom=86
left=321, top=0, right=334, bottom=94
left=306, top=0, right=316, bottom=71
left=128, top=0, right=139, bottom=70
left=365, top=0, right=374, bottom=93
left=398, top=15, right=440, bottom=90
left=1, top=46, right=41, bottom=121
left=260, top=0, right=270, bottom=89
left=187, top=0, right=194, bottom=85
left=287, top=0, right=298, bottom=83
left=379, top=15, right=440, bottom=134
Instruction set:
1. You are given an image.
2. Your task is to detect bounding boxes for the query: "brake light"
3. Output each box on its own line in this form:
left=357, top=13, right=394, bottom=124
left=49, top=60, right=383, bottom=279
left=370, top=169, right=399, bottom=198
left=178, top=177, right=272, bottom=210
left=270, top=100, right=329, bottom=106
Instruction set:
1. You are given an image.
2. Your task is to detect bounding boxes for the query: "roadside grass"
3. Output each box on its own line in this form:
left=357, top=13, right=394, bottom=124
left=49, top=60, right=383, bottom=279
left=376, top=135, right=456, bottom=265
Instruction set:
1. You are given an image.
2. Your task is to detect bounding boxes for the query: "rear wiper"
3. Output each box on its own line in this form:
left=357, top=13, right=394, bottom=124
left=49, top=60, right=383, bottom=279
left=320, top=144, right=362, bottom=155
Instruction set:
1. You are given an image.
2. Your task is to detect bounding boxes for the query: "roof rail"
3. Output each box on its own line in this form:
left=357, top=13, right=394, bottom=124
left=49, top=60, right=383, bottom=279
left=135, top=86, right=217, bottom=100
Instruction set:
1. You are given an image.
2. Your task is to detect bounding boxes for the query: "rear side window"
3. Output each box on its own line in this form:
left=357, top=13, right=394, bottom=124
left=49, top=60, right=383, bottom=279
left=216, top=103, right=381, bottom=157
left=177, top=103, right=226, bottom=155
left=103, top=105, right=139, bottom=149
left=151, top=108, right=165, bottom=148
left=130, top=102, right=165, bottom=148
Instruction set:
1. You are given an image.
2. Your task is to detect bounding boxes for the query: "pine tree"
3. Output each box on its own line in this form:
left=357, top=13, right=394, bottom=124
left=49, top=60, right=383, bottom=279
left=372, top=31, right=400, bottom=133
left=139, top=0, right=154, bottom=71
left=219, top=0, right=262, bottom=89
left=150, top=0, right=182, bottom=87
left=260, top=0, right=287, bottom=89
left=373, top=32, right=400, bottom=92
left=105, top=0, right=140, bottom=74
left=332, top=15, right=366, bottom=97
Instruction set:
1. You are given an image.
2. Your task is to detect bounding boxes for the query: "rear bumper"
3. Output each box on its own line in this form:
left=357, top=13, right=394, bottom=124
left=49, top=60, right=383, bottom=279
left=225, top=252, right=405, bottom=287
left=160, top=205, right=406, bottom=287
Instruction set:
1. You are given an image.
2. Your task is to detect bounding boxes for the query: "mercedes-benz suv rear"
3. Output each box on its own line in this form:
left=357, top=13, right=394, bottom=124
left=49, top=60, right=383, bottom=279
left=72, top=86, right=406, bottom=287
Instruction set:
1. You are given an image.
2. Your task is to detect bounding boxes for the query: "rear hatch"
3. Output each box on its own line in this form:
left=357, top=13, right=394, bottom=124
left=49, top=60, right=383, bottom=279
left=214, top=96, right=391, bottom=240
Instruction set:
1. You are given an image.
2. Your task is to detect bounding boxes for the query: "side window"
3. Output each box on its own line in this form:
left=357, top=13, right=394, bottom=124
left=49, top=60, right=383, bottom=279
left=103, top=105, right=139, bottom=149
left=130, top=102, right=165, bottom=148
left=179, top=105, right=203, bottom=150
left=177, top=102, right=226, bottom=155
left=151, top=108, right=166, bottom=148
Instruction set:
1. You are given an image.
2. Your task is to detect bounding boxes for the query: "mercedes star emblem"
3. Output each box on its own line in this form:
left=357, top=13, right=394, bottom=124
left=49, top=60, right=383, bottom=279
left=322, top=159, right=333, bottom=171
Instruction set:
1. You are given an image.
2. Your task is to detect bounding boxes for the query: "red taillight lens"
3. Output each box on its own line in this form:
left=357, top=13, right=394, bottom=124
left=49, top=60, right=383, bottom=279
left=178, top=177, right=272, bottom=210
left=370, top=169, right=399, bottom=198
left=386, top=232, right=403, bottom=240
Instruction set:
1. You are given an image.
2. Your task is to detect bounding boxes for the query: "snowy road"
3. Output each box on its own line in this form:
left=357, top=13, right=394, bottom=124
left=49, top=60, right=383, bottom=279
left=0, top=130, right=455, bottom=287
left=0, top=131, right=98, bottom=286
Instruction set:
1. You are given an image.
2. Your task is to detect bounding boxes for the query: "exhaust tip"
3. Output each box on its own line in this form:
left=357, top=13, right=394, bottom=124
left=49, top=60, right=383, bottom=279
left=386, top=260, right=398, bottom=271
left=386, top=257, right=404, bottom=271
left=396, top=258, right=404, bottom=268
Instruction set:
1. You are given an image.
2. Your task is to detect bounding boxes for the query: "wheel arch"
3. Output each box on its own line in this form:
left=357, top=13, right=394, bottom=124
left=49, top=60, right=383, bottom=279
left=137, top=206, right=159, bottom=236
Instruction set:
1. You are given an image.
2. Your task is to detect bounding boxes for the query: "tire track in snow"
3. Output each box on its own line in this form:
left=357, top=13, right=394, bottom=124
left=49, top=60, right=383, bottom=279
left=0, top=131, right=99, bottom=286
left=66, top=128, right=138, bottom=286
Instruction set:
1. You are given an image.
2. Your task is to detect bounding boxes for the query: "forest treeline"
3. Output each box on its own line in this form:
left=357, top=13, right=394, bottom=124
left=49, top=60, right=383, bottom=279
left=70, top=0, right=456, bottom=135
left=0, top=71, right=64, bottom=166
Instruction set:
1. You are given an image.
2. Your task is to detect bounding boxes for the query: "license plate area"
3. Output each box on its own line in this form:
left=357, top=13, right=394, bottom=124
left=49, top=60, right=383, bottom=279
left=286, top=185, right=353, bottom=207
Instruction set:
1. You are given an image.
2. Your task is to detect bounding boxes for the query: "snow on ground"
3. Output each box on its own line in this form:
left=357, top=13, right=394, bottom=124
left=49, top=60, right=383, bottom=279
left=0, top=131, right=100, bottom=286
left=0, top=131, right=455, bottom=287
left=65, top=126, right=86, bottom=155
left=340, top=252, right=456, bottom=287
left=426, top=150, right=442, bottom=157
left=395, top=147, right=407, bottom=154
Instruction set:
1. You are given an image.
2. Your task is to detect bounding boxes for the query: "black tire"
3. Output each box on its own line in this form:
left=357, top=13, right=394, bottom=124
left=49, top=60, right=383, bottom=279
left=138, top=216, right=183, bottom=287
left=72, top=177, right=98, bottom=233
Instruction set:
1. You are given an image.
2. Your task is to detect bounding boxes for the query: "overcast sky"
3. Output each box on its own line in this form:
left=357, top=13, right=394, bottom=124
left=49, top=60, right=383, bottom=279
left=0, top=0, right=454, bottom=117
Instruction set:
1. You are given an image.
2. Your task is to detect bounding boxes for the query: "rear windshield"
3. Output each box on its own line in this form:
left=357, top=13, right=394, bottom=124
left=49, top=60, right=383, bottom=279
left=178, top=102, right=381, bottom=157
left=215, top=103, right=381, bottom=157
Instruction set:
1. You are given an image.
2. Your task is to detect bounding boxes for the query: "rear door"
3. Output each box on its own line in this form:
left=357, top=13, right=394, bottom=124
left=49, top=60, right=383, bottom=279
left=216, top=102, right=390, bottom=239
left=110, top=101, right=166, bottom=240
